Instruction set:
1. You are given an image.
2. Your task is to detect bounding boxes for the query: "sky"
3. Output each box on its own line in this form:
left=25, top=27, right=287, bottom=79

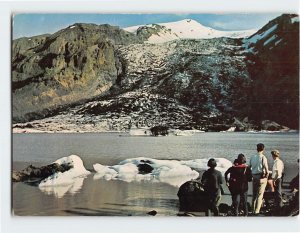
left=13, top=13, right=283, bottom=39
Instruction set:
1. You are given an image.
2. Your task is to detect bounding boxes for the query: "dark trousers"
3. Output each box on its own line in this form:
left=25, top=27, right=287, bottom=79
left=205, top=191, right=221, bottom=216
left=274, top=178, right=283, bottom=209
left=232, top=191, right=248, bottom=216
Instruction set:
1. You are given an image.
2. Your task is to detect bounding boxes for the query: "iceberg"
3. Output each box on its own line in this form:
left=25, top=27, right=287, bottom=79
left=93, top=157, right=231, bottom=187
left=39, top=155, right=91, bottom=188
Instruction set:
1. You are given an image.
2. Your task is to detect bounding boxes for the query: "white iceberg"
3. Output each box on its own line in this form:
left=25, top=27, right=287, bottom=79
left=93, top=157, right=231, bottom=187
left=39, top=154, right=91, bottom=188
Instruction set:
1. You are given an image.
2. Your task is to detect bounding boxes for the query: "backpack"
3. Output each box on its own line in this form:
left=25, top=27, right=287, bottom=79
left=228, top=166, right=247, bottom=192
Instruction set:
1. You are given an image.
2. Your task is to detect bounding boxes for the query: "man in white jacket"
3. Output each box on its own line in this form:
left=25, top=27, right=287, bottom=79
left=249, top=143, right=269, bottom=215
left=271, top=149, right=284, bottom=213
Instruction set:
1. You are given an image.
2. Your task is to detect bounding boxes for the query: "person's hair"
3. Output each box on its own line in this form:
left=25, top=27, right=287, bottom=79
left=257, top=143, right=265, bottom=152
left=271, top=150, right=280, bottom=157
left=207, top=158, right=217, bottom=168
left=233, top=159, right=238, bottom=165
left=237, top=153, right=246, bottom=164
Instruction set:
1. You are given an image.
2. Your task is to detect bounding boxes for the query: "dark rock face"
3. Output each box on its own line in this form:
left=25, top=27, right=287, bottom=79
left=12, top=23, right=141, bottom=123
left=245, top=14, right=299, bottom=129
left=12, top=163, right=72, bottom=182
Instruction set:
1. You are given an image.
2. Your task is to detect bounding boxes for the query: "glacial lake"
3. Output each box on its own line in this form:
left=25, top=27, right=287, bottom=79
left=12, top=132, right=299, bottom=216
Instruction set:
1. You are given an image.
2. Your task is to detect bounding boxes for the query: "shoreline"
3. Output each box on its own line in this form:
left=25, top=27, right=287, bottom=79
left=12, top=128, right=300, bottom=134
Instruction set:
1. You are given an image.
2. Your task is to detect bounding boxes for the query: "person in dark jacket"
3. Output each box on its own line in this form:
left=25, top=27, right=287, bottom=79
left=225, top=154, right=252, bottom=216
left=201, top=158, right=223, bottom=216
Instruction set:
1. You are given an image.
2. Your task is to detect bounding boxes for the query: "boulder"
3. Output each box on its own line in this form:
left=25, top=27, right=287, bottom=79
left=177, top=180, right=209, bottom=212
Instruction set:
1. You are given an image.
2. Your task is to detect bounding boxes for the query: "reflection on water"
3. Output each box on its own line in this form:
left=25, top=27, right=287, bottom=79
left=13, top=176, right=182, bottom=216
left=39, top=177, right=85, bottom=198
left=93, top=172, right=199, bottom=187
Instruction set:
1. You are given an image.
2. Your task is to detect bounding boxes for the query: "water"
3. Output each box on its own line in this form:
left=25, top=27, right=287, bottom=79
left=12, top=132, right=299, bottom=216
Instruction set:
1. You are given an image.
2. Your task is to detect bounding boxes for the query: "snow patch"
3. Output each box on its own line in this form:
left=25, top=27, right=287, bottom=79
left=275, top=38, right=282, bottom=46
left=244, top=24, right=278, bottom=49
left=70, top=26, right=76, bottom=29
left=263, top=35, right=277, bottom=46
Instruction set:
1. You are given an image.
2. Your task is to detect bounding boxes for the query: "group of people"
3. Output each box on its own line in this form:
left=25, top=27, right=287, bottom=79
left=201, top=143, right=284, bottom=216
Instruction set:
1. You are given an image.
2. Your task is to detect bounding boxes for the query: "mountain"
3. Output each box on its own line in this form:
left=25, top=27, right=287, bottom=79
left=244, top=14, right=299, bottom=129
left=12, top=14, right=299, bottom=132
left=125, top=19, right=256, bottom=43
left=12, top=23, right=141, bottom=122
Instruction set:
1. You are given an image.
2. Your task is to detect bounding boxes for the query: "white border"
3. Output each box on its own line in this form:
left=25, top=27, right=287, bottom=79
left=1, top=1, right=299, bottom=233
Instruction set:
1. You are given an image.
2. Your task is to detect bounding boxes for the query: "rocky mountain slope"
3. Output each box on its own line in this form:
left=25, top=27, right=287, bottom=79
left=12, top=14, right=299, bottom=132
left=12, top=23, right=141, bottom=122
left=244, top=14, right=299, bottom=129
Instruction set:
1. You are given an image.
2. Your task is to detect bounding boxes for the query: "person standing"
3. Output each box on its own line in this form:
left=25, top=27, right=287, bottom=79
left=271, top=150, right=284, bottom=213
left=201, top=158, right=223, bottom=216
left=249, top=143, right=269, bottom=215
left=225, top=154, right=252, bottom=216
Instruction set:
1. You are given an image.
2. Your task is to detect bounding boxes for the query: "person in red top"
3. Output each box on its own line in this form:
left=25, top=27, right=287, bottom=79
left=225, top=154, right=252, bottom=216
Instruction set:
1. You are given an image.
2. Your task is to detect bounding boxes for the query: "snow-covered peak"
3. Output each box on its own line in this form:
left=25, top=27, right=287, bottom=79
left=124, top=19, right=256, bottom=44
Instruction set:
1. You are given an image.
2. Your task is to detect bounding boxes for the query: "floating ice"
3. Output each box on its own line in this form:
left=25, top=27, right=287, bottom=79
left=39, top=155, right=90, bottom=188
left=93, top=157, right=231, bottom=187
left=129, top=127, right=152, bottom=136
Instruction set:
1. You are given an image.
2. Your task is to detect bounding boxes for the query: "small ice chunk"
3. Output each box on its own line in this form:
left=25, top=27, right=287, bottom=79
left=93, top=163, right=118, bottom=179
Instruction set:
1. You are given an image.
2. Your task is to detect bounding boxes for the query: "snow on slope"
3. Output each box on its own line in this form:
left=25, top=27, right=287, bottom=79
left=244, top=24, right=278, bottom=48
left=124, top=19, right=256, bottom=43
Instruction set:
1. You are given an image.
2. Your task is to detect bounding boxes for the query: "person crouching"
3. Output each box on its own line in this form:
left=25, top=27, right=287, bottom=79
left=201, top=158, right=223, bottom=216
